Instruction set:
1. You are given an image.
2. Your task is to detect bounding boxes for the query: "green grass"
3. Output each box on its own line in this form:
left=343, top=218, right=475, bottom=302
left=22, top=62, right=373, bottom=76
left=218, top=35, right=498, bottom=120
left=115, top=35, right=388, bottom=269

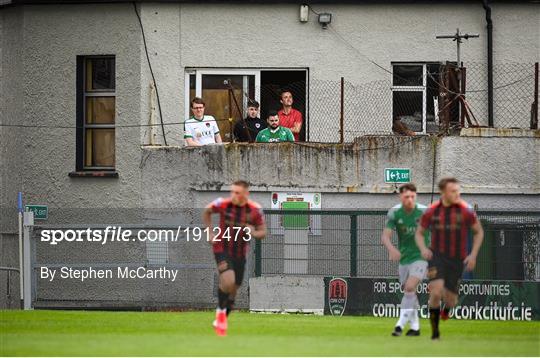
left=1, top=310, right=539, bottom=356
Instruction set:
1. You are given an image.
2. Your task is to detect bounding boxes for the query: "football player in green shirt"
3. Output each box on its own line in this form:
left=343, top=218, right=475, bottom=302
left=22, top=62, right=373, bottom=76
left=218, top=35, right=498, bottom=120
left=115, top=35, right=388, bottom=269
left=381, top=183, right=430, bottom=337
left=255, top=111, right=295, bottom=143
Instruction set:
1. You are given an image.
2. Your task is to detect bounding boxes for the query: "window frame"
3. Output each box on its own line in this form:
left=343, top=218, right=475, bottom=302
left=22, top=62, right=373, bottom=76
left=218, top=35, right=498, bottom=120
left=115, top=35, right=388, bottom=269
left=76, top=55, right=116, bottom=171
left=184, top=67, right=309, bottom=139
left=391, top=62, right=428, bottom=134
left=184, top=69, right=261, bottom=121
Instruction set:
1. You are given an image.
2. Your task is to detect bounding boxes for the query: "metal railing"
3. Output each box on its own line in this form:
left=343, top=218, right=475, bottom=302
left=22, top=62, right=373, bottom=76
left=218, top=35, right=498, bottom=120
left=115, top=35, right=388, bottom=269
left=0, top=266, right=20, bottom=305
left=256, top=209, right=540, bottom=281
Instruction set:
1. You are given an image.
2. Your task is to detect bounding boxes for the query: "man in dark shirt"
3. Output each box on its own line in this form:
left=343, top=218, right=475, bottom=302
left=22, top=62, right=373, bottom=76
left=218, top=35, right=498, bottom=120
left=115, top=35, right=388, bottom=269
left=416, top=177, right=484, bottom=340
left=233, top=100, right=267, bottom=142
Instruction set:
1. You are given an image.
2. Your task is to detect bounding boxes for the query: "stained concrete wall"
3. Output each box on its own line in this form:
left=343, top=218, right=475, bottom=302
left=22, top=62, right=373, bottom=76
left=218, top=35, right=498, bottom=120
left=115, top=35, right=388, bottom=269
left=140, top=134, right=539, bottom=206
left=249, top=276, right=324, bottom=314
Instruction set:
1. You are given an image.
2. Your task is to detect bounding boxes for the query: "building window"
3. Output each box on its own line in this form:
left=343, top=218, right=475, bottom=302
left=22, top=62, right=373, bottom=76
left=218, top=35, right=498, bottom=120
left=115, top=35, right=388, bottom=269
left=392, top=62, right=456, bottom=134
left=76, top=56, right=116, bottom=171
left=184, top=68, right=308, bottom=141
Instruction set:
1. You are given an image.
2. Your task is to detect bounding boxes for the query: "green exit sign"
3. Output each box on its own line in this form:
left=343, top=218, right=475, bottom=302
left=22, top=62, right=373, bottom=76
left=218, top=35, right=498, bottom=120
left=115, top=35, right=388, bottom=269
left=25, top=205, right=48, bottom=220
left=384, top=168, right=411, bottom=183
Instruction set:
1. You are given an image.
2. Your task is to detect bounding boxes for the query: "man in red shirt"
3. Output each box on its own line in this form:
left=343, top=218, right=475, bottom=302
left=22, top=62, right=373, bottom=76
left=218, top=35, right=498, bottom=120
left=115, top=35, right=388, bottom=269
left=278, top=90, right=303, bottom=141
left=415, top=177, right=484, bottom=340
left=202, top=180, right=266, bottom=336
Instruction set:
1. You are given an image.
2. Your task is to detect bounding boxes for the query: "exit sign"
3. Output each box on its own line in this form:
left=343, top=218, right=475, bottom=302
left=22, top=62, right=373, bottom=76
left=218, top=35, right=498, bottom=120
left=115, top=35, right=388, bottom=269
left=384, top=168, right=411, bottom=183
left=25, top=205, right=48, bottom=220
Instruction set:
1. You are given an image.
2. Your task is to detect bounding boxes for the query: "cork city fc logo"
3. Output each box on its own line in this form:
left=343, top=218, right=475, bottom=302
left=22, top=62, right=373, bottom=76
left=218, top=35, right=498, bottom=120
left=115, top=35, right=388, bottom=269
left=328, top=277, right=348, bottom=316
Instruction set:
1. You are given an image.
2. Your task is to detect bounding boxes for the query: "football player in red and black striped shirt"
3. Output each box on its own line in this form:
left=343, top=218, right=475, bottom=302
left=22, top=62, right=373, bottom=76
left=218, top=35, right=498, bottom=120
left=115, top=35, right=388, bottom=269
left=202, top=180, right=266, bottom=336
left=415, top=177, right=484, bottom=340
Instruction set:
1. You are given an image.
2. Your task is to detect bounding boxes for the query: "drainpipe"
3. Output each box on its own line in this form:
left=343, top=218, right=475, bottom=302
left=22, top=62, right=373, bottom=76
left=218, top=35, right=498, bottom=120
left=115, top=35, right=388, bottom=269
left=482, top=0, right=494, bottom=127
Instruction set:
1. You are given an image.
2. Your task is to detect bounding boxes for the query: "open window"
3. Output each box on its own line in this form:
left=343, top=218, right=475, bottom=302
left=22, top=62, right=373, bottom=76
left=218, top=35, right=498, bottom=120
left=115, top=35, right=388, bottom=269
left=391, top=62, right=458, bottom=134
left=185, top=68, right=308, bottom=142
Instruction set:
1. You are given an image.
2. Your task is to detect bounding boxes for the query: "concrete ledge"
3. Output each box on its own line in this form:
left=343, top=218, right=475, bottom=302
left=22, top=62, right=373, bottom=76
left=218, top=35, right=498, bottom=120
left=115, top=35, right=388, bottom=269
left=249, top=275, right=324, bottom=313
left=141, top=134, right=539, bottom=197
left=460, top=127, right=540, bottom=138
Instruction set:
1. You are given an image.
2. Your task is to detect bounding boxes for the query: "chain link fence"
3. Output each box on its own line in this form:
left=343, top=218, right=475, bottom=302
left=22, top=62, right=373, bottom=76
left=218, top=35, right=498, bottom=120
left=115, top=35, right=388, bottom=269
left=252, top=62, right=538, bottom=143
left=464, top=62, right=539, bottom=129
left=197, top=62, right=537, bottom=144
left=257, top=209, right=540, bottom=282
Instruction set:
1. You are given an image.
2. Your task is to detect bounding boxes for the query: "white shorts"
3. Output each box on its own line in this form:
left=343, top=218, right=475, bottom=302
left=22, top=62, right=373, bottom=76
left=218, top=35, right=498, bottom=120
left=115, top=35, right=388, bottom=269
left=398, top=260, right=428, bottom=285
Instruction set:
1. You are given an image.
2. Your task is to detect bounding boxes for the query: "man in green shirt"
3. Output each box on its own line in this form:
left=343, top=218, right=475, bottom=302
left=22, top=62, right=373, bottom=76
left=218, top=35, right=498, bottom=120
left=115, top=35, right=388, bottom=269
left=381, top=183, right=430, bottom=337
left=255, top=111, right=295, bottom=143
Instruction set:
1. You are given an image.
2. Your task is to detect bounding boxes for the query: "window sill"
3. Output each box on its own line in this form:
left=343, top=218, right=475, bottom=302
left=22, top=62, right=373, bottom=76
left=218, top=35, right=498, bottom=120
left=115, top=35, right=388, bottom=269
left=69, top=171, right=119, bottom=178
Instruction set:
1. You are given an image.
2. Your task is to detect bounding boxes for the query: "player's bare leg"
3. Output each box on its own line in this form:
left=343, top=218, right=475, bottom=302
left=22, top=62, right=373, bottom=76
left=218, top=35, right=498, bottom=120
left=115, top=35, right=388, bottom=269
left=440, top=289, right=458, bottom=321
left=428, top=279, right=444, bottom=340
left=214, top=262, right=235, bottom=336
left=403, top=276, right=422, bottom=336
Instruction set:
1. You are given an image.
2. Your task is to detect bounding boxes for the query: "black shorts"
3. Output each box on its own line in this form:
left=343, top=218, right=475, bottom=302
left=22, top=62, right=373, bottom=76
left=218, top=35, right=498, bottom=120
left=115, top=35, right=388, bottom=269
left=427, top=253, right=464, bottom=294
left=214, top=253, right=246, bottom=286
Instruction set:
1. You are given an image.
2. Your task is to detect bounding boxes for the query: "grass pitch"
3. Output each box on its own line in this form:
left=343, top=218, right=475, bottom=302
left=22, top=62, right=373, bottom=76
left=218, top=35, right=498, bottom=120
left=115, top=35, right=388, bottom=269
left=1, top=310, right=539, bottom=356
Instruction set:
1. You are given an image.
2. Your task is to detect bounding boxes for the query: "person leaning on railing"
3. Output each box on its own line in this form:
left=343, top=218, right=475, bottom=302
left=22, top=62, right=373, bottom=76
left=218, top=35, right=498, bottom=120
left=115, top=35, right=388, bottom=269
left=233, top=100, right=267, bottom=143
left=184, top=97, right=222, bottom=147
left=255, top=111, right=295, bottom=143
left=278, top=90, right=303, bottom=141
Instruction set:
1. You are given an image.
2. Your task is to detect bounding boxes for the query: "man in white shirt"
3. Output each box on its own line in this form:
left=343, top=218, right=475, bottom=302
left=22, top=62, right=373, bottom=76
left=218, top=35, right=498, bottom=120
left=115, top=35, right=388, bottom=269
left=184, top=97, right=222, bottom=146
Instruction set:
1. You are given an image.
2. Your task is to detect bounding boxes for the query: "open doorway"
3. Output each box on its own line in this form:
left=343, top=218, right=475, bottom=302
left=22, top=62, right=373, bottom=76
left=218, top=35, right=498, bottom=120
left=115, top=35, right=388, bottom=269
left=185, top=68, right=307, bottom=141
left=260, top=70, right=308, bottom=141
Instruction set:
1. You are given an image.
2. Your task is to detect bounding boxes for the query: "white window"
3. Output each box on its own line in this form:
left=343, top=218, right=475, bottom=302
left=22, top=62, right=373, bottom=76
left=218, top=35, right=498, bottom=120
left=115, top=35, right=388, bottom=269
left=391, top=63, right=452, bottom=134
left=185, top=68, right=308, bottom=141
left=185, top=69, right=259, bottom=142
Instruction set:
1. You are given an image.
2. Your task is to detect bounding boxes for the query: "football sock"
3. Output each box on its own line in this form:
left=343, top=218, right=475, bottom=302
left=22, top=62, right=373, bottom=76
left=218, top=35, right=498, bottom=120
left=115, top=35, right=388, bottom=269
left=429, top=308, right=440, bottom=338
left=218, top=289, right=229, bottom=310
left=226, top=299, right=235, bottom=316
left=397, top=292, right=416, bottom=328
left=409, top=294, right=420, bottom=330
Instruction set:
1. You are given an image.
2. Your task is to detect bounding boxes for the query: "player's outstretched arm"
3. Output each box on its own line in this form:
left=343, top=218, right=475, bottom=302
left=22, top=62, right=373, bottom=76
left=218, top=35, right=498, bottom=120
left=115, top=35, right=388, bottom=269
left=464, top=220, right=484, bottom=271
left=381, top=228, right=400, bottom=261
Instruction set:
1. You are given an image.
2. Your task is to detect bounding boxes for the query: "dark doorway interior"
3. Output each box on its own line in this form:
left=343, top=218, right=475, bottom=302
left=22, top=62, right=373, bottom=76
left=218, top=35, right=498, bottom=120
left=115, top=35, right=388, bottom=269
left=260, top=70, right=307, bottom=141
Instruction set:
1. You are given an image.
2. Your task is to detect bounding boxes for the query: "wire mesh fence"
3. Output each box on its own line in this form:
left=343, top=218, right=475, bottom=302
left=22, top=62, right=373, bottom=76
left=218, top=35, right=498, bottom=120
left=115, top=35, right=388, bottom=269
left=250, top=62, right=538, bottom=143
left=257, top=209, right=540, bottom=281
left=464, top=62, right=539, bottom=129
left=189, top=62, right=537, bottom=144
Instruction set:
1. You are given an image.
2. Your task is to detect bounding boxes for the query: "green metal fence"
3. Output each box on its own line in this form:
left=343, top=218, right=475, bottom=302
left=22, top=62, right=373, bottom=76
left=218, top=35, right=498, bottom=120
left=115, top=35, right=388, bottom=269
left=256, top=209, right=540, bottom=281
